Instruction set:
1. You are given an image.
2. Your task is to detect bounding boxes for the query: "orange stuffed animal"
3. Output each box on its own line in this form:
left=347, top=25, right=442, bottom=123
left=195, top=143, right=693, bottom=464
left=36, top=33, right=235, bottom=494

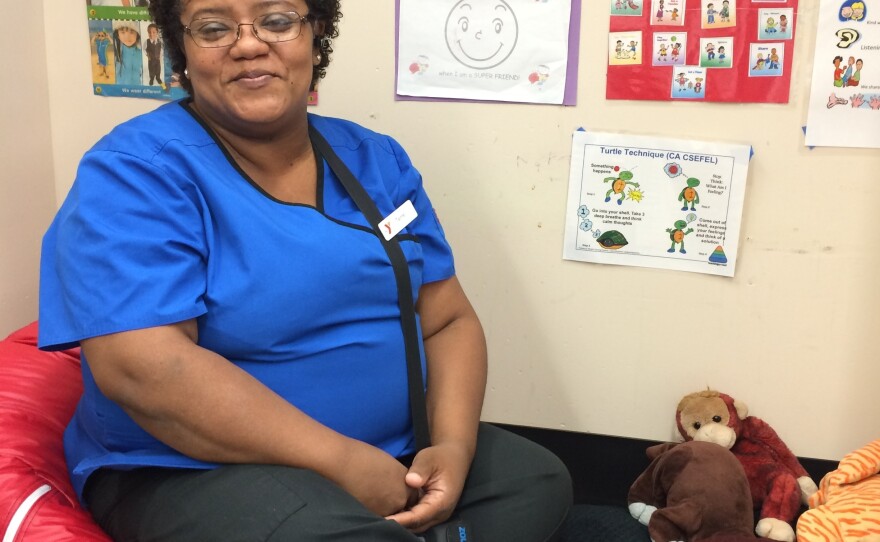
left=797, top=439, right=880, bottom=541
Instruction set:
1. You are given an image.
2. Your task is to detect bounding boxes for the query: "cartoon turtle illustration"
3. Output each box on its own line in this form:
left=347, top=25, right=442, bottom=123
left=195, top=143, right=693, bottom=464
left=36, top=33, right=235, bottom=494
left=666, top=219, right=694, bottom=254
left=678, top=177, right=700, bottom=211
left=604, top=170, right=640, bottom=205
left=596, top=230, right=629, bottom=250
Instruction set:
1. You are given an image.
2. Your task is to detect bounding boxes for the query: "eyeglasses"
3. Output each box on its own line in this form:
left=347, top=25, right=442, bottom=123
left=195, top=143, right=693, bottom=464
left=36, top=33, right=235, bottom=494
left=184, top=11, right=314, bottom=48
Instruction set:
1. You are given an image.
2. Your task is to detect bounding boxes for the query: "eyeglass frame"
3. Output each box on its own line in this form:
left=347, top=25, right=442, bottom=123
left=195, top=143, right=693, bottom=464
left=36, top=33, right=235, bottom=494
left=183, top=11, right=316, bottom=48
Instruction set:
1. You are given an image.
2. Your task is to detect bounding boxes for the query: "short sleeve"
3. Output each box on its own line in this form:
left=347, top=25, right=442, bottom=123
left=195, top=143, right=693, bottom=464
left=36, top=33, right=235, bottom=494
left=386, top=136, right=455, bottom=284
left=39, top=150, right=208, bottom=350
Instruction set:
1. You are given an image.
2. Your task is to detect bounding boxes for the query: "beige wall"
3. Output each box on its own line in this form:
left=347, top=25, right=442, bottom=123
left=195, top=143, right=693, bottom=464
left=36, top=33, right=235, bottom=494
left=0, top=1, right=56, bottom=335
left=44, top=3, right=160, bottom=204
left=36, top=1, right=879, bottom=460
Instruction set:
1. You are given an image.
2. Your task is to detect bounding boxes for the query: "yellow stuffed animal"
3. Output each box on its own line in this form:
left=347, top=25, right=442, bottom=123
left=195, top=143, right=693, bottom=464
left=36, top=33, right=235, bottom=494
left=796, top=439, right=880, bottom=541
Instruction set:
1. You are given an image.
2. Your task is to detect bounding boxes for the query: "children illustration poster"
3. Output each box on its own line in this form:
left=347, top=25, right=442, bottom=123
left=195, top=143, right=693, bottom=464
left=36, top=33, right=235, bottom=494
left=610, top=32, right=644, bottom=65
left=607, top=0, right=799, bottom=102
left=671, top=66, right=708, bottom=98
left=652, top=0, right=686, bottom=26
left=85, top=2, right=320, bottom=104
left=700, top=36, right=733, bottom=67
left=613, top=0, right=645, bottom=16
left=805, top=0, right=880, bottom=148
left=653, top=32, right=688, bottom=65
left=562, top=131, right=751, bottom=277
left=86, top=2, right=187, bottom=100
left=396, top=0, right=578, bottom=105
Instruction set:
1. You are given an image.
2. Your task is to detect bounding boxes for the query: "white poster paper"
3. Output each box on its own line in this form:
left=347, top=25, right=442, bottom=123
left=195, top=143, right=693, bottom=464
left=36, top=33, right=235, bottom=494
left=805, top=0, right=880, bottom=148
left=397, top=0, right=572, bottom=104
left=563, top=131, right=751, bottom=277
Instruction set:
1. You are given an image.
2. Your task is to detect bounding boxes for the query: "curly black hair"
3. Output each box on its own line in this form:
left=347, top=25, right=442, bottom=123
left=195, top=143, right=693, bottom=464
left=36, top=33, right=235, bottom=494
left=148, top=0, right=342, bottom=94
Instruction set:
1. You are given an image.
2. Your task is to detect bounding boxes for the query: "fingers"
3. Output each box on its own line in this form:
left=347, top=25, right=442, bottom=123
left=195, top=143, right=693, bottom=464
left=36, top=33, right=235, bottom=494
left=386, top=506, right=425, bottom=530
left=406, top=449, right=440, bottom=489
left=405, top=486, right=422, bottom=510
left=386, top=499, right=452, bottom=533
left=405, top=471, right=425, bottom=489
left=389, top=444, right=469, bottom=532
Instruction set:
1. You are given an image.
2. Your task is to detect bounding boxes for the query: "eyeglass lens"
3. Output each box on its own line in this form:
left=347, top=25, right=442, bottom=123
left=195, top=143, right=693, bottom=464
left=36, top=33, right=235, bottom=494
left=188, top=12, right=307, bottom=47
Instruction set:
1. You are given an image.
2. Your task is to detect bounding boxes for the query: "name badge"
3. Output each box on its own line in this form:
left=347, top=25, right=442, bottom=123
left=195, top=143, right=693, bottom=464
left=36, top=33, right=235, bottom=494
left=379, top=200, right=418, bottom=241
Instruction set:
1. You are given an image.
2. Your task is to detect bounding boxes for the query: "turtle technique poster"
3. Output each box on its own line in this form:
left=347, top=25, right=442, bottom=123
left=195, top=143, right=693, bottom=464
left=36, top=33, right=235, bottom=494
left=563, top=131, right=751, bottom=277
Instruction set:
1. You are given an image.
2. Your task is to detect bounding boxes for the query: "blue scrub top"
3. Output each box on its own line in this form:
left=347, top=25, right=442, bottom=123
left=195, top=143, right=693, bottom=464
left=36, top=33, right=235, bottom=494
left=38, top=100, right=455, bottom=502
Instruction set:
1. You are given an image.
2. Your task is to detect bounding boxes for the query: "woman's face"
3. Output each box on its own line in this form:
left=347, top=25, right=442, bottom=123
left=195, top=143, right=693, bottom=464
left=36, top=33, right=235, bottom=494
left=180, top=0, right=316, bottom=135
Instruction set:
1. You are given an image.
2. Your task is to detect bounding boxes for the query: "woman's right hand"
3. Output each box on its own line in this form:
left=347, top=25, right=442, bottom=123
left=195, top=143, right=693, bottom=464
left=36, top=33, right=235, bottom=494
left=331, top=439, right=419, bottom=517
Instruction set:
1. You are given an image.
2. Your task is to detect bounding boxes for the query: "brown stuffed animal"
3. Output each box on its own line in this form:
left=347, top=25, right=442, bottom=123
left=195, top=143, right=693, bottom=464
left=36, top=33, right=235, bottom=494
left=676, top=390, right=819, bottom=542
left=628, top=440, right=764, bottom=541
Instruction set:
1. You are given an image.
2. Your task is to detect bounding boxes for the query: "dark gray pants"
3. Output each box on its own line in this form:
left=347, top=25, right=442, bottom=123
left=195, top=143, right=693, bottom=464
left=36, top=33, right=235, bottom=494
left=85, top=423, right=572, bottom=542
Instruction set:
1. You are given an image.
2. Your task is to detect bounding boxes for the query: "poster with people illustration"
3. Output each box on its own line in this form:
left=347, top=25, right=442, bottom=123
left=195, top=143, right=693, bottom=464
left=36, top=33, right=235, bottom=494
left=607, top=0, right=799, bottom=102
left=805, top=0, right=880, bottom=148
left=562, top=130, right=751, bottom=277
left=86, top=1, right=187, bottom=100
left=85, top=2, right=320, bottom=104
left=395, top=0, right=580, bottom=105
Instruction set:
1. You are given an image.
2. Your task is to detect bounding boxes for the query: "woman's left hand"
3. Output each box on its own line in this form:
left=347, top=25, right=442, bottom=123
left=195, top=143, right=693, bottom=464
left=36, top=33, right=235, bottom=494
left=388, top=275, right=485, bottom=532
left=384, top=440, right=472, bottom=532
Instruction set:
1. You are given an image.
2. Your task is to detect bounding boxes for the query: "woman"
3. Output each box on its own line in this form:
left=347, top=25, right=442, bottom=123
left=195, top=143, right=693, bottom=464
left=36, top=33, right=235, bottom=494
left=39, top=0, right=572, bottom=540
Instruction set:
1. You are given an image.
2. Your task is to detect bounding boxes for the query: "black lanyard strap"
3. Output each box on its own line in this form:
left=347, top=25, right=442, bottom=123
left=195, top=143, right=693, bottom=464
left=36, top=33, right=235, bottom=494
left=309, top=124, right=431, bottom=452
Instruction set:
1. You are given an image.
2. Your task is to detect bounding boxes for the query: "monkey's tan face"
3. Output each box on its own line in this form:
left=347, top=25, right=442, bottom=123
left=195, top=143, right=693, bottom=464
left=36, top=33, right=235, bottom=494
left=678, top=396, right=736, bottom=449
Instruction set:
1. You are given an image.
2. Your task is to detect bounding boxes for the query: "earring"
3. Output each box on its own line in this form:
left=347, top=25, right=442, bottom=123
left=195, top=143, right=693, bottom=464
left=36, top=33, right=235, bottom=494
left=315, top=53, right=322, bottom=64
left=183, top=68, right=189, bottom=78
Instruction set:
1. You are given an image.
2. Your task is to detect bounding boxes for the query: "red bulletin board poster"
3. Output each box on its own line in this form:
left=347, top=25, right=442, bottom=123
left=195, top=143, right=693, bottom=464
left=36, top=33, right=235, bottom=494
left=607, top=0, right=799, bottom=103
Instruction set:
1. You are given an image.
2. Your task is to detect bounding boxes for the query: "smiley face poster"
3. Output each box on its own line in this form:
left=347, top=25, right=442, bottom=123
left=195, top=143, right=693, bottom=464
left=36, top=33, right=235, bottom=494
left=396, top=0, right=577, bottom=104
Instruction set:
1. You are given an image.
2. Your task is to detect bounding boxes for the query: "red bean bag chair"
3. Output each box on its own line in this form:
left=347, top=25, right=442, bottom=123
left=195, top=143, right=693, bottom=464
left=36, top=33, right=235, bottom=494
left=0, top=322, right=111, bottom=541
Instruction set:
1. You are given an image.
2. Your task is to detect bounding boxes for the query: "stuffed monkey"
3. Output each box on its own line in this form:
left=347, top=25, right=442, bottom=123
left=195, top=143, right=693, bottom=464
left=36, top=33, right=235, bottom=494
left=628, top=440, right=764, bottom=542
left=676, top=390, right=819, bottom=542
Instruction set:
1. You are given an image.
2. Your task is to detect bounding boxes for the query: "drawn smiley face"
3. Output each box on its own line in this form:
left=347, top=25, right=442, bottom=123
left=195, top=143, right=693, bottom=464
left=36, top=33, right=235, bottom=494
left=445, top=1, right=519, bottom=70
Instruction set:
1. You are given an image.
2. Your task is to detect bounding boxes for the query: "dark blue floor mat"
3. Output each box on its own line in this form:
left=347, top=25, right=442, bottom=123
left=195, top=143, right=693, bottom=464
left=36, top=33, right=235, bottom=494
left=559, top=504, right=651, bottom=542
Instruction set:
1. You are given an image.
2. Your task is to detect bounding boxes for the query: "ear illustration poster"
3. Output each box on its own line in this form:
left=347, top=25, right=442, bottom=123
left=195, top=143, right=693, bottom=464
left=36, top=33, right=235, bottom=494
left=563, top=131, right=751, bottom=277
left=607, top=0, right=799, bottom=102
left=396, top=0, right=576, bottom=105
left=805, top=0, right=880, bottom=149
